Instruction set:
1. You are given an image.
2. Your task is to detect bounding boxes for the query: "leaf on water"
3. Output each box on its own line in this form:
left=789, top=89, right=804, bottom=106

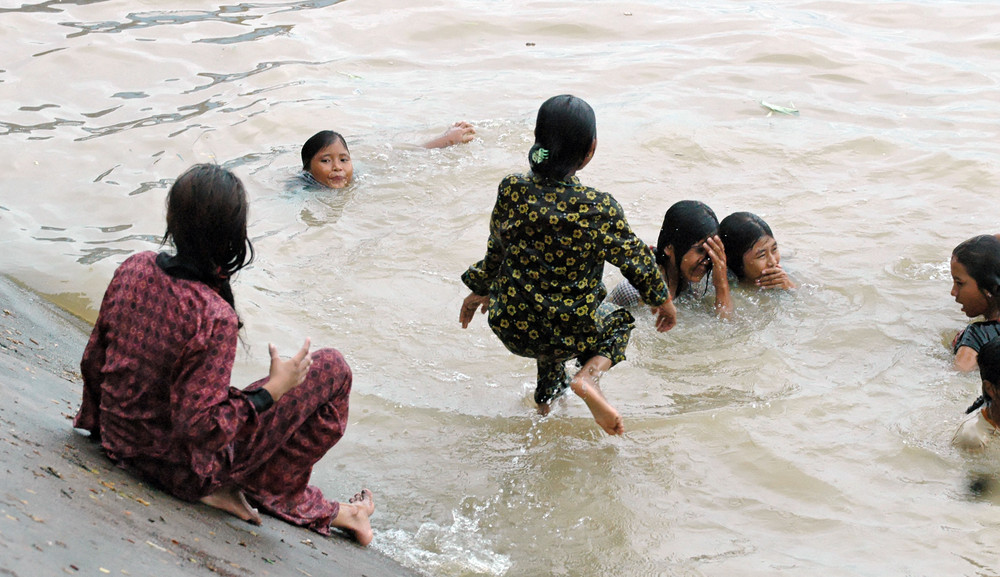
left=760, top=101, right=799, bottom=116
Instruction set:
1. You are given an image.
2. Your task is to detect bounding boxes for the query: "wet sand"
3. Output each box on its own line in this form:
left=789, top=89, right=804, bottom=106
left=0, top=275, right=418, bottom=577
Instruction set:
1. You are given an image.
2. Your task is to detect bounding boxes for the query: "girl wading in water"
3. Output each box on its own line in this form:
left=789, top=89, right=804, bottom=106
left=459, top=95, right=676, bottom=435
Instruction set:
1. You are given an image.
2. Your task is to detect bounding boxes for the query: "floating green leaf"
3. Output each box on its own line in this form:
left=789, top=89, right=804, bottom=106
left=760, top=101, right=799, bottom=116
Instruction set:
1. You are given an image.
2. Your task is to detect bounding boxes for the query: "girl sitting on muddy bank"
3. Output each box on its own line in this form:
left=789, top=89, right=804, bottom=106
left=73, top=163, right=376, bottom=545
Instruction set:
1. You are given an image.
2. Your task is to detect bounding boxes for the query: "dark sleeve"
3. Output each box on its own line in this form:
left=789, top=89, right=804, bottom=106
left=169, top=314, right=260, bottom=453
left=601, top=196, right=669, bottom=306
left=954, top=322, right=1000, bottom=354
left=245, top=388, right=274, bottom=413
left=74, top=321, right=108, bottom=436
left=462, top=178, right=510, bottom=295
left=74, top=270, right=121, bottom=436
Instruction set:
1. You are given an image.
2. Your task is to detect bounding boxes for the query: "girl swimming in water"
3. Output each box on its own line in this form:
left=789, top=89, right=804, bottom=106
left=300, top=122, right=475, bottom=189
left=950, top=234, right=1000, bottom=373
left=606, top=200, right=733, bottom=319
left=718, top=211, right=796, bottom=290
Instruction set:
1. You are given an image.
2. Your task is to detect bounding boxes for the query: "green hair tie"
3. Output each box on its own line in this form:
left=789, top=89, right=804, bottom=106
left=531, top=147, right=549, bottom=164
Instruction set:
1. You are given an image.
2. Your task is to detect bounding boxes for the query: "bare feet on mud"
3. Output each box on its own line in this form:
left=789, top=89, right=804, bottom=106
left=332, top=488, right=376, bottom=546
left=570, top=357, right=624, bottom=435
left=199, top=486, right=261, bottom=525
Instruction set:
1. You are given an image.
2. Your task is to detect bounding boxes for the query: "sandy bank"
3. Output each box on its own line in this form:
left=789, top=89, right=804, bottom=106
left=0, top=275, right=419, bottom=577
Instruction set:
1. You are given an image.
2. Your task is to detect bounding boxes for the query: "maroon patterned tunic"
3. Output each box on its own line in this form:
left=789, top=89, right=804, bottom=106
left=74, top=251, right=350, bottom=534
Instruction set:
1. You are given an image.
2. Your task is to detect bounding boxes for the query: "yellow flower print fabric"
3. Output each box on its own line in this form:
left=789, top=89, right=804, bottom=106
left=462, top=173, right=669, bottom=402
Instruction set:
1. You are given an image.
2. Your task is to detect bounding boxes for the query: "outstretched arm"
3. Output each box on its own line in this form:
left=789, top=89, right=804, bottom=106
left=423, top=121, right=476, bottom=149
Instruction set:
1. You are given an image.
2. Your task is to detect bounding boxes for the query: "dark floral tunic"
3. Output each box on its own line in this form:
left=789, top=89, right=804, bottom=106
left=74, top=251, right=351, bottom=534
left=462, top=173, right=668, bottom=402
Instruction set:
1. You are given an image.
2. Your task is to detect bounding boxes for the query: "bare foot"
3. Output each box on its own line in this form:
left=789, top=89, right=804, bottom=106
left=199, top=486, right=261, bottom=525
left=332, top=489, right=375, bottom=546
left=570, top=358, right=624, bottom=435
left=537, top=401, right=551, bottom=416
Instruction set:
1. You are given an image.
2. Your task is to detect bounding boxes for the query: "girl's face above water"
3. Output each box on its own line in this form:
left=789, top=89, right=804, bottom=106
left=308, top=140, right=353, bottom=189
left=679, top=240, right=711, bottom=283
left=951, top=256, right=991, bottom=319
left=742, top=235, right=780, bottom=282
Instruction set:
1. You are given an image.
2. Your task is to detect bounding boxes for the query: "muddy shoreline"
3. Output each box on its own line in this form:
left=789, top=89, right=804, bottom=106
left=0, top=275, right=418, bottom=577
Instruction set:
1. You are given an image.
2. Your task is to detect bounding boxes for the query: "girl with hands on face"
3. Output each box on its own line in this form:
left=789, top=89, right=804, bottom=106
left=719, top=212, right=796, bottom=291
left=606, top=200, right=733, bottom=320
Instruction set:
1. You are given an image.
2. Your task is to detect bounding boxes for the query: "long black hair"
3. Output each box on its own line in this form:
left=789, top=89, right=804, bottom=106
left=163, top=164, right=254, bottom=313
left=301, top=130, right=349, bottom=170
left=953, top=234, right=1000, bottom=318
left=655, top=200, right=718, bottom=292
left=719, top=212, right=774, bottom=279
left=527, top=95, right=596, bottom=182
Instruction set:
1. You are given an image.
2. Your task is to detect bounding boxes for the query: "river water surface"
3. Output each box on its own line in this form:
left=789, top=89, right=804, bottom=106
left=2, top=1, right=1000, bottom=575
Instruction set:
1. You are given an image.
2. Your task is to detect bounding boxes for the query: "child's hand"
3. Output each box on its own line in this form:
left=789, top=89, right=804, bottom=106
left=447, top=121, right=476, bottom=145
left=426, top=122, right=476, bottom=148
left=651, top=299, right=677, bottom=332
left=704, top=235, right=727, bottom=286
left=756, top=265, right=796, bottom=290
left=264, top=338, right=313, bottom=401
left=459, top=292, right=489, bottom=328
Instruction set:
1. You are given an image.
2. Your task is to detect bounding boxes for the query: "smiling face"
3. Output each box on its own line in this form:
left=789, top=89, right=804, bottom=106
left=951, top=256, right=992, bottom=319
left=308, top=139, right=353, bottom=189
left=678, top=240, right=711, bottom=283
left=741, top=235, right=780, bottom=282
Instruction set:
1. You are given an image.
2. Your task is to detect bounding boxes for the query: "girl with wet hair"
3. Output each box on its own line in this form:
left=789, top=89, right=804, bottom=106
left=299, top=122, right=476, bottom=189
left=607, top=200, right=733, bottom=319
left=718, top=211, right=795, bottom=290
left=74, top=164, right=376, bottom=545
left=950, top=234, right=1000, bottom=372
left=459, top=95, right=676, bottom=436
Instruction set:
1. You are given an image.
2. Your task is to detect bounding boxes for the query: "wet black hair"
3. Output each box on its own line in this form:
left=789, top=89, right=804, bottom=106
left=719, top=212, right=774, bottom=279
left=953, top=234, right=1000, bottom=317
left=980, top=337, right=1000, bottom=392
left=163, top=164, right=254, bottom=311
left=301, top=130, right=349, bottom=171
left=527, top=94, right=596, bottom=181
left=655, top=200, right=719, bottom=291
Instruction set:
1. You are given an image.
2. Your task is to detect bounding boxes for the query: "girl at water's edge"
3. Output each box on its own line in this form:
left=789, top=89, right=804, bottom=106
left=73, top=164, right=376, bottom=545
left=459, top=94, right=676, bottom=436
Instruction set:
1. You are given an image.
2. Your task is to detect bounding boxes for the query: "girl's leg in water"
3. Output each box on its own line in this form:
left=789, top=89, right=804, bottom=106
left=570, top=355, right=624, bottom=435
left=534, top=357, right=570, bottom=416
